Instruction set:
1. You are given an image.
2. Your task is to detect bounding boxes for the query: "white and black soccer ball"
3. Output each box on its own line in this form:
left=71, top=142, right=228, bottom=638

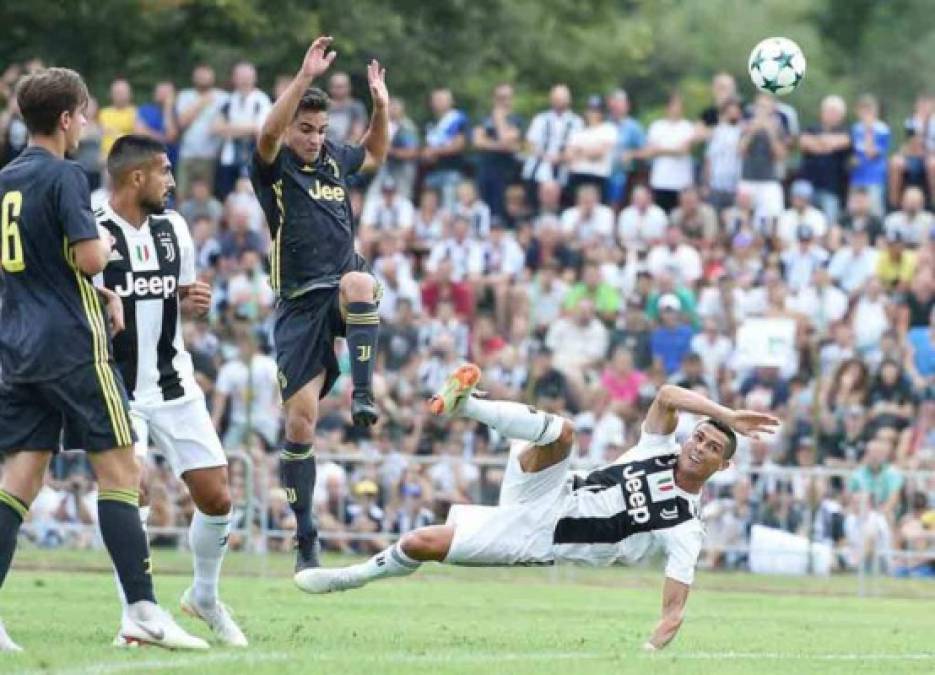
left=748, top=37, right=806, bottom=96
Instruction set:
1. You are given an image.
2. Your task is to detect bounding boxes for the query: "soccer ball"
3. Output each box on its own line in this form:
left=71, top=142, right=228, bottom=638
left=747, top=37, right=806, bottom=96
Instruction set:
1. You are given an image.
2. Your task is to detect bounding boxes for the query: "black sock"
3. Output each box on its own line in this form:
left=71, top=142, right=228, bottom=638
left=280, top=442, right=317, bottom=541
left=0, top=489, right=27, bottom=588
left=345, top=301, right=379, bottom=393
left=98, top=490, right=155, bottom=604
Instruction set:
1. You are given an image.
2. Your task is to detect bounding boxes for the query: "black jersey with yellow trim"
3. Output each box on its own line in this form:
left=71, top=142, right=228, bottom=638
left=250, top=140, right=366, bottom=299
left=0, top=147, right=112, bottom=383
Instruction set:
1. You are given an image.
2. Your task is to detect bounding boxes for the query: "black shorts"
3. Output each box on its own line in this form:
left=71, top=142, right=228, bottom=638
left=274, top=288, right=346, bottom=402
left=0, top=361, right=136, bottom=454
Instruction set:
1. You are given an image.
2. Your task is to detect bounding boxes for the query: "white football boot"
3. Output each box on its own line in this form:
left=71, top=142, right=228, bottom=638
left=294, top=566, right=365, bottom=595
left=179, top=587, right=247, bottom=647
left=118, top=600, right=209, bottom=650
left=0, top=618, right=22, bottom=652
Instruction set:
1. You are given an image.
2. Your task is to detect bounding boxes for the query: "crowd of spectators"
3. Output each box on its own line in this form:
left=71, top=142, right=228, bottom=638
left=2, top=58, right=935, bottom=576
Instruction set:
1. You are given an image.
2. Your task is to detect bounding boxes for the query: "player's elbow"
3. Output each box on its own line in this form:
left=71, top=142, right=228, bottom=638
left=73, top=240, right=108, bottom=276
left=656, top=384, right=679, bottom=407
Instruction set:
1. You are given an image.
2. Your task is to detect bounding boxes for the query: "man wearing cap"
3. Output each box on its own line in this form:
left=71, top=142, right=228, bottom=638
left=839, top=187, right=883, bottom=245
left=780, top=224, right=830, bottom=292
left=359, top=175, right=415, bottom=254
left=651, top=294, right=695, bottom=376
left=616, top=185, right=668, bottom=251
left=776, top=179, right=828, bottom=249
left=646, top=225, right=703, bottom=285
left=828, top=226, right=879, bottom=296
left=346, top=479, right=386, bottom=554
left=564, top=94, right=618, bottom=202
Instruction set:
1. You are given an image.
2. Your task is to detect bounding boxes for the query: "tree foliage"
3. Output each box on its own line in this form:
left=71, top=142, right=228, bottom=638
left=2, top=0, right=934, bottom=129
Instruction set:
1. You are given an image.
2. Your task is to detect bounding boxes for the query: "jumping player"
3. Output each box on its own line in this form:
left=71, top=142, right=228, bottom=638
left=0, top=69, right=205, bottom=650
left=94, top=134, right=246, bottom=646
left=251, top=36, right=389, bottom=570
left=295, top=364, right=779, bottom=651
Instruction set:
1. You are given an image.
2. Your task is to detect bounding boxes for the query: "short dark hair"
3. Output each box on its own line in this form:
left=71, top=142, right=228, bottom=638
left=107, top=134, right=166, bottom=181
left=296, top=87, right=329, bottom=116
left=699, top=417, right=738, bottom=460
left=16, top=67, right=89, bottom=135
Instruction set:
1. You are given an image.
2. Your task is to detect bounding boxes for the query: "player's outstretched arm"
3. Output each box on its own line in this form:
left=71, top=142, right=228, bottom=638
left=643, top=577, right=689, bottom=652
left=360, top=59, right=389, bottom=172
left=257, top=35, right=337, bottom=164
left=644, top=384, right=779, bottom=439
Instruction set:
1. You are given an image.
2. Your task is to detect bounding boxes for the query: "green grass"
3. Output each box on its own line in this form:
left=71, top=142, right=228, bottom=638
left=2, top=548, right=935, bottom=674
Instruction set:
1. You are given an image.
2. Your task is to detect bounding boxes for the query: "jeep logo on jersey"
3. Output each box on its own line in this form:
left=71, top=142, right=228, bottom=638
left=621, top=464, right=650, bottom=524
left=114, top=271, right=177, bottom=299
left=309, top=179, right=346, bottom=202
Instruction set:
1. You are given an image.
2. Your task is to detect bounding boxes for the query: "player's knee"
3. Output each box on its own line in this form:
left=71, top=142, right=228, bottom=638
left=340, top=271, right=375, bottom=302
left=199, top=487, right=232, bottom=516
left=400, top=529, right=443, bottom=559
left=284, top=400, right=317, bottom=442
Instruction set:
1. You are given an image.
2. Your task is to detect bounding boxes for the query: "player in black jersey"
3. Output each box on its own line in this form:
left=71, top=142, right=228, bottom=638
left=252, top=36, right=389, bottom=569
left=0, top=68, right=205, bottom=650
left=297, top=366, right=779, bottom=652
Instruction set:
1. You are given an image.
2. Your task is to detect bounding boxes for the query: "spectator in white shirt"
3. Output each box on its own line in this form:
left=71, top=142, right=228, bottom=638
left=643, top=91, right=697, bottom=212
left=828, top=226, right=879, bottom=296
left=616, top=184, right=668, bottom=251
left=691, top=317, right=734, bottom=383
left=373, top=255, right=421, bottom=321
left=213, top=61, right=271, bottom=197
left=522, top=84, right=583, bottom=194
left=360, top=176, right=415, bottom=256
left=884, top=186, right=934, bottom=245
left=789, top=265, right=849, bottom=335
left=426, top=215, right=484, bottom=282
left=525, top=261, right=569, bottom=332
left=776, top=180, right=828, bottom=249
left=780, top=225, right=830, bottom=292
left=560, top=183, right=615, bottom=251
left=564, top=94, right=618, bottom=202
left=479, top=219, right=526, bottom=330
left=544, top=299, right=609, bottom=391
left=852, top=277, right=890, bottom=357
left=175, top=64, right=228, bottom=198
left=647, top=225, right=703, bottom=284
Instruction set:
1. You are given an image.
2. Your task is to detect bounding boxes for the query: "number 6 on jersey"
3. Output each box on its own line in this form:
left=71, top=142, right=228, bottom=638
left=1, top=191, right=24, bottom=273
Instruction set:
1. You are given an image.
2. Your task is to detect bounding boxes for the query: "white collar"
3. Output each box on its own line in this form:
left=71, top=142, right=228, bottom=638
left=103, top=200, right=149, bottom=234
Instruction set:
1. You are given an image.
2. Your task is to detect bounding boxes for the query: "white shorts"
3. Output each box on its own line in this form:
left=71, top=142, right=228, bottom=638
left=131, top=396, right=227, bottom=479
left=445, top=440, right=572, bottom=566
left=739, top=179, right=784, bottom=224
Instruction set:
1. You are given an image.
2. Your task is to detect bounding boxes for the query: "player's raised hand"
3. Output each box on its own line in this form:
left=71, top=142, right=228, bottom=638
left=728, top=409, right=781, bottom=439
left=367, top=59, right=388, bottom=110
left=302, top=36, right=337, bottom=79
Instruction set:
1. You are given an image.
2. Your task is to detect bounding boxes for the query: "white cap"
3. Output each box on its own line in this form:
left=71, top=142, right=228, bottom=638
left=658, top=293, right=681, bottom=312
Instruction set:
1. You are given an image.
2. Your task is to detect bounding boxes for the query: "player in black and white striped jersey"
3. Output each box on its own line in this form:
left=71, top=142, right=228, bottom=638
left=296, top=365, right=779, bottom=651
left=92, top=135, right=246, bottom=647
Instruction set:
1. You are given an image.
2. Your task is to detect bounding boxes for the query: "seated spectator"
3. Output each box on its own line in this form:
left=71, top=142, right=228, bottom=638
left=418, top=333, right=464, bottom=396
left=219, top=204, right=266, bottom=261
left=373, top=255, right=421, bottom=321
left=421, top=259, right=475, bottom=319
left=645, top=272, right=698, bottom=327
left=894, top=492, right=935, bottom=577
left=650, top=294, right=695, bottom=375
left=477, top=219, right=526, bottom=329
left=534, top=179, right=564, bottom=224
left=776, top=180, right=828, bottom=249
left=523, top=260, right=568, bottom=333
left=902, top=267, right=934, bottom=331
left=849, top=94, right=890, bottom=216
left=798, top=95, right=850, bottom=226
left=690, top=317, right=733, bottom=383
left=412, top=187, right=446, bottom=250
left=888, top=94, right=935, bottom=210
left=420, top=299, right=470, bottom=357
left=740, top=366, right=790, bottom=409
left=426, top=215, right=483, bottom=283
left=875, top=231, right=917, bottom=291
left=852, top=278, right=890, bottom=357
left=721, top=184, right=756, bottom=236
left=724, top=230, right=763, bottom=279
left=563, top=260, right=621, bottom=322
left=525, top=215, right=578, bottom=272
left=528, top=346, right=577, bottom=412
left=646, top=225, right=703, bottom=285
left=345, top=479, right=388, bottom=555
left=821, top=404, right=869, bottom=467
left=600, top=346, right=647, bottom=407
left=179, top=177, right=223, bottom=228
left=453, top=179, right=492, bottom=239
left=867, top=358, right=916, bottom=428
left=560, top=183, right=615, bottom=251
left=544, top=299, right=609, bottom=386
left=846, top=439, right=903, bottom=570
left=838, top=186, right=883, bottom=245
left=669, top=352, right=709, bottom=390
left=823, top=357, right=869, bottom=419
left=906, top=307, right=935, bottom=391
left=789, top=265, right=848, bottom=336
left=670, top=185, right=719, bottom=246
left=564, top=94, right=618, bottom=201
left=828, top=226, right=879, bottom=296
left=616, top=184, right=668, bottom=251
left=377, top=297, right=420, bottom=371
left=780, top=225, right=829, bottom=292
left=226, top=249, right=275, bottom=321
left=883, top=186, right=934, bottom=246
left=607, top=300, right=654, bottom=371
left=360, top=176, right=415, bottom=256
left=428, top=439, right=479, bottom=506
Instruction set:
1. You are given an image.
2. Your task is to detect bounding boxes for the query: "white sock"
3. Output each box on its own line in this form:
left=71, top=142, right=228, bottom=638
left=189, top=509, right=231, bottom=608
left=460, top=398, right=563, bottom=445
left=115, top=505, right=150, bottom=617
left=355, top=542, right=421, bottom=583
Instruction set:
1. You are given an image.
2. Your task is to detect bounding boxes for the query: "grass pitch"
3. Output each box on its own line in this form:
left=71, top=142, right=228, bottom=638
left=1, top=548, right=934, bottom=674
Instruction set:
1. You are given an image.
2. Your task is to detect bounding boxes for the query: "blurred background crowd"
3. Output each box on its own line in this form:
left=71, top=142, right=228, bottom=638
left=2, top=53, right=935, bottom=577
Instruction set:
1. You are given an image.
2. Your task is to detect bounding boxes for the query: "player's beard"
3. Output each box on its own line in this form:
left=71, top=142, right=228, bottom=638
left=141, top=194, right=167, bottom=216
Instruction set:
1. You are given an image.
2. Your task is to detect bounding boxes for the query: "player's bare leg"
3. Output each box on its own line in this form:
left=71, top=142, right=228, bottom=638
left=92, top=447, right=208, bottom=650
left=340, top=271, right=380, bottom=427
left=296, top=363, right=576, bottom=594
left=281, top=373, right=326, bottom=570
left=178, top=466, right=247, bottom=646
left=0, top=450, right=52, bottom=651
